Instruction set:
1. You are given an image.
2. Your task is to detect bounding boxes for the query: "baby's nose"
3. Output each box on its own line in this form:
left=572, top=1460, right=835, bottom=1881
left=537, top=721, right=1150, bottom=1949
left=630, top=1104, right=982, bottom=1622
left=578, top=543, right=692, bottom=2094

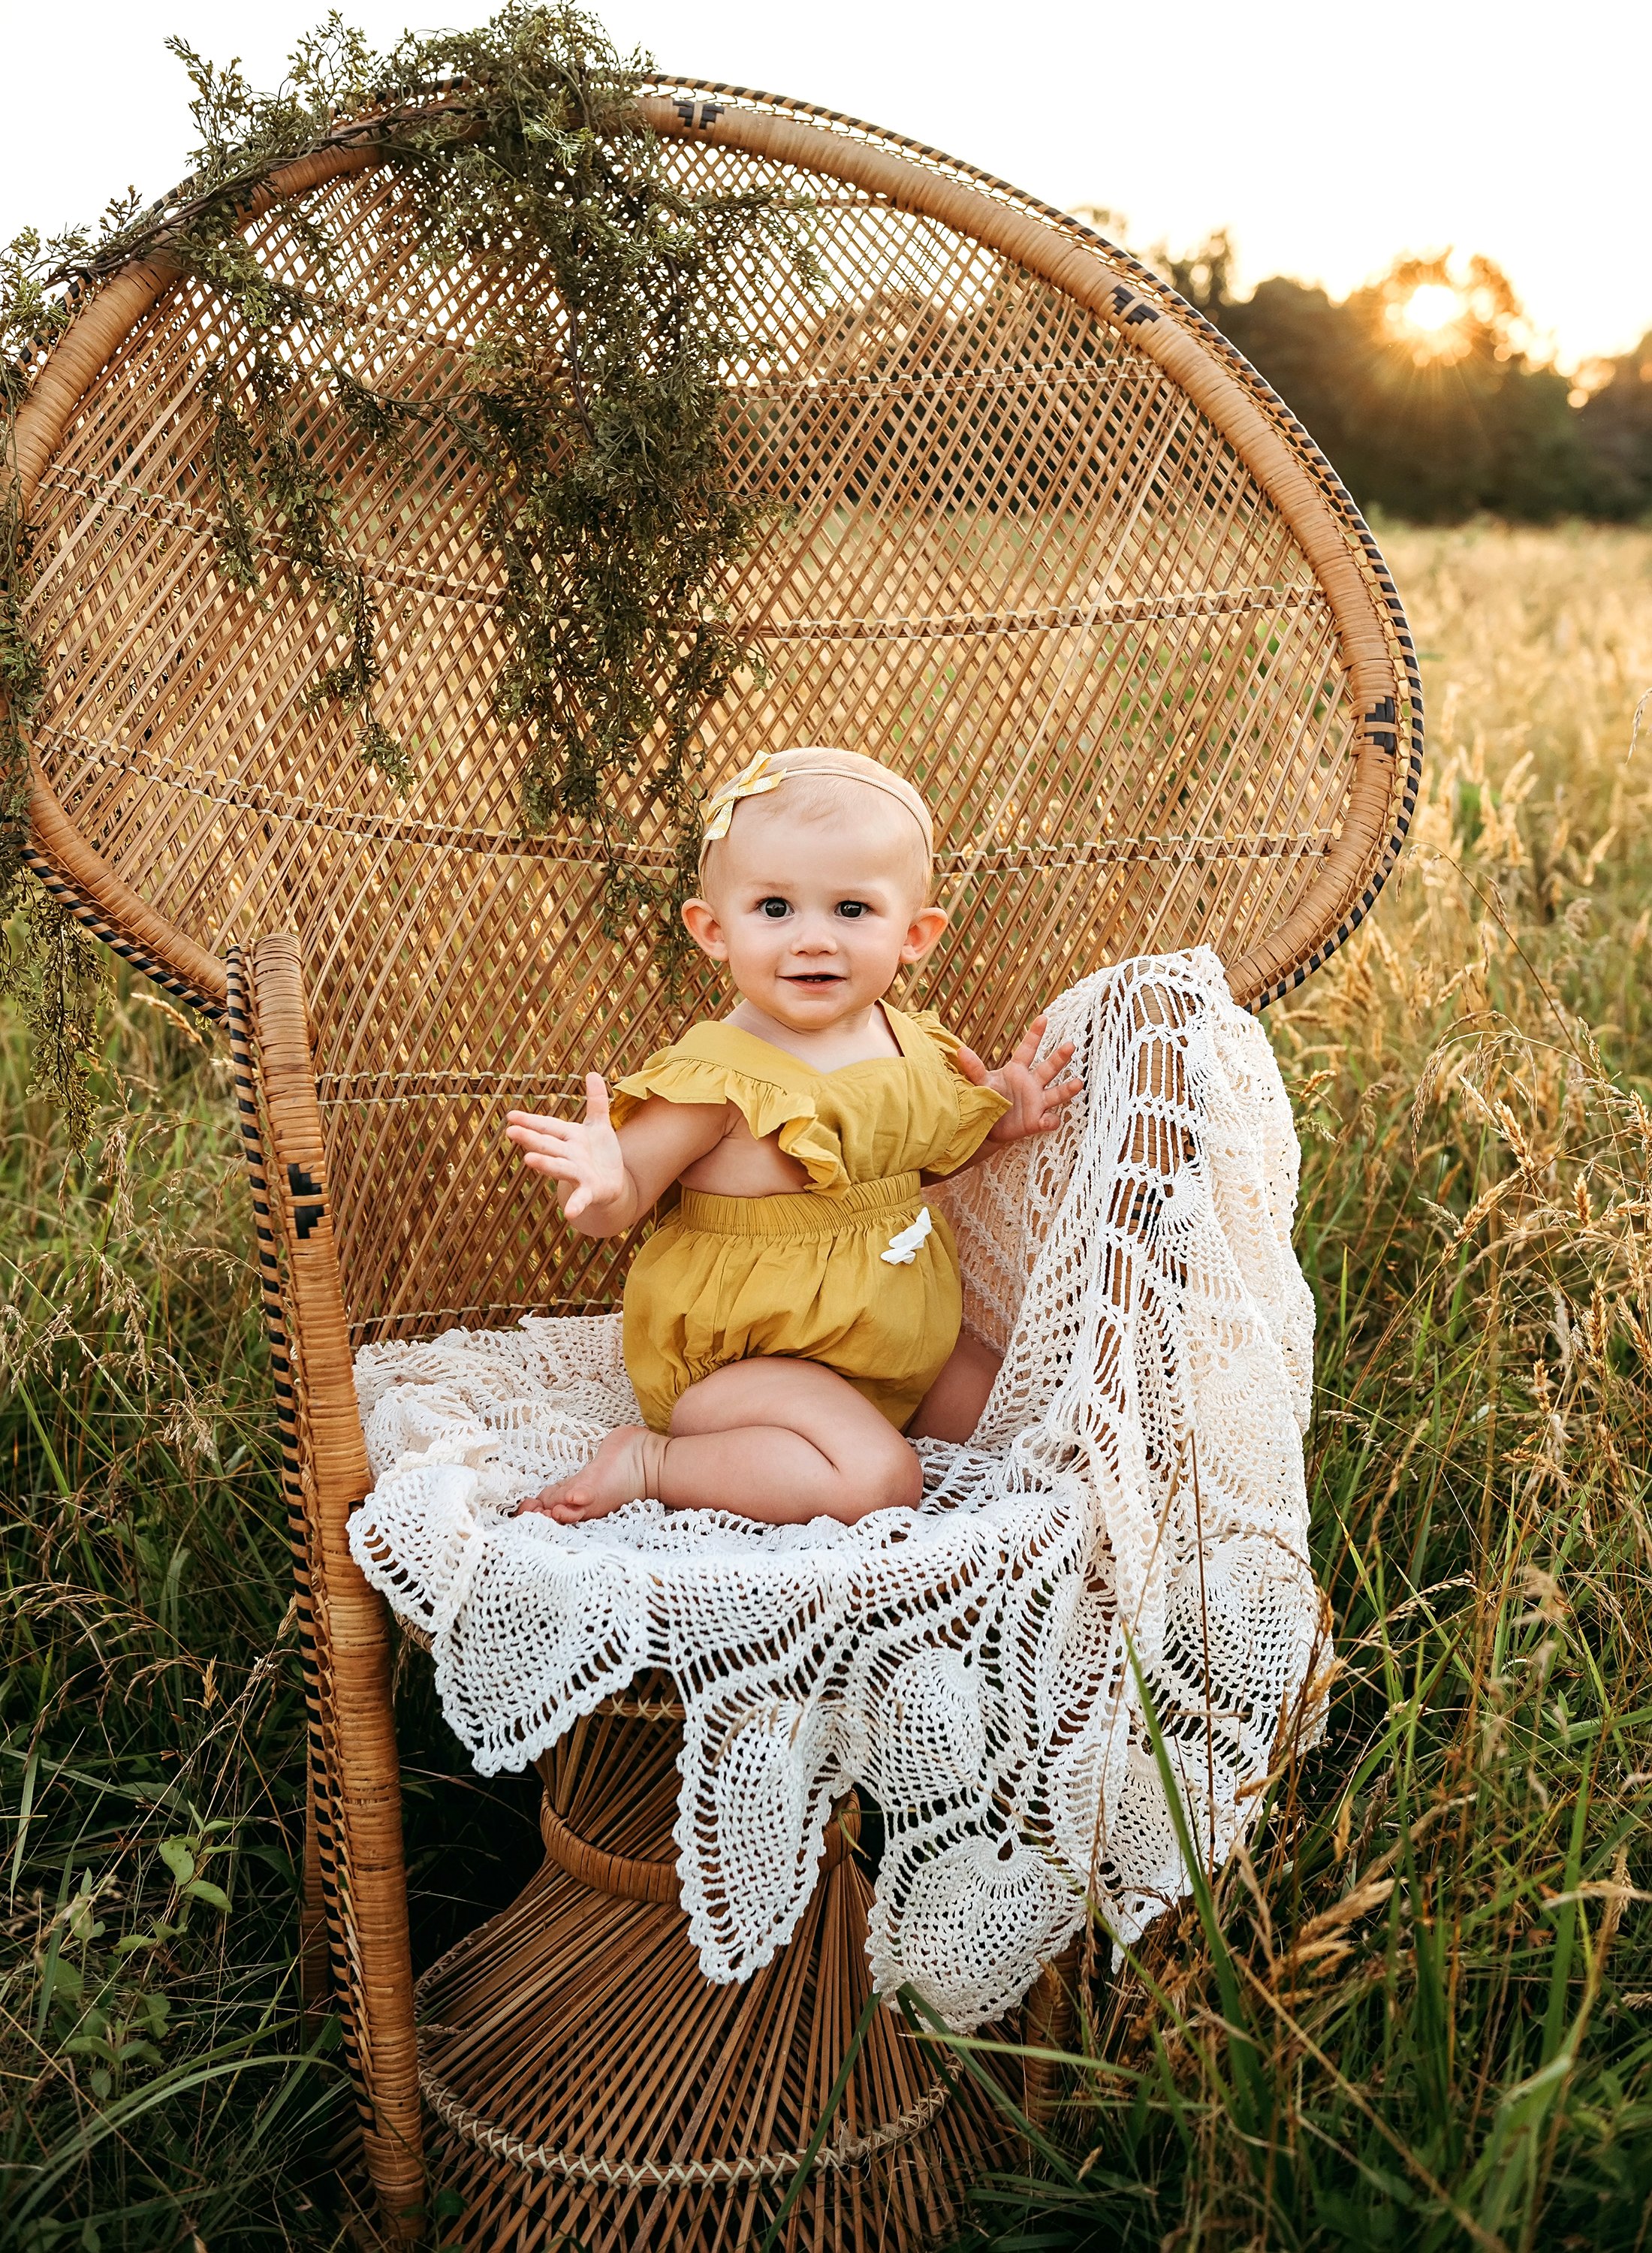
left=790, top=920, right=840, bottom=952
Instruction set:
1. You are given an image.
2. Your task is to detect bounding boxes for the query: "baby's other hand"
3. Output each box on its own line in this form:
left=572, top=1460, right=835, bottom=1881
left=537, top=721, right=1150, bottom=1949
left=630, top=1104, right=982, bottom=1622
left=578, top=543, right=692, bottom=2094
left=956, top=1014, right=1081, bottom=1146
left=506, top=1074, right=629, bottom=1221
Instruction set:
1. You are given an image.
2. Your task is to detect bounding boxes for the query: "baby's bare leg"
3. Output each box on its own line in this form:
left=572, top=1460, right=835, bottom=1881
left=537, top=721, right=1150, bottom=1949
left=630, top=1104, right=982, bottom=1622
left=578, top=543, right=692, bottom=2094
left=906, top=1331, right=1002, bottom=1443
left=665, top=1359, right=921, bottom=1522
left=523, top=1359, right=922, bottom=1526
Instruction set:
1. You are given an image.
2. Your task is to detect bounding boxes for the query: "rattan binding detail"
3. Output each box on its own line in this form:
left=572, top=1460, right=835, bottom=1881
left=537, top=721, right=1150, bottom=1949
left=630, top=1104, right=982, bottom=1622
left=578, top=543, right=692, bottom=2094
left=418, top=2046, right=952, bottom=2186
left=590, top=1688, right=689, bottom=1723
left=537, top=1785, right=859, bottom=1904
left=537, top=1794, right=682, bottom=1905
left=25, top=845, right=225, bottom=1021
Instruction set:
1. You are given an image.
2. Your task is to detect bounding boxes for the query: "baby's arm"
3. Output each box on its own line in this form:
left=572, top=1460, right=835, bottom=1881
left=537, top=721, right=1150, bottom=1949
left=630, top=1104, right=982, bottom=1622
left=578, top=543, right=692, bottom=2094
left=506, top=1083, right=726, bottom=1235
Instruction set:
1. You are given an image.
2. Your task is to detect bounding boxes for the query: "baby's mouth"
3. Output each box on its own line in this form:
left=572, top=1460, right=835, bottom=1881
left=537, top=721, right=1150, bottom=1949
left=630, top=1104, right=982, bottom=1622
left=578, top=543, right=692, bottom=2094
left=785, top=972, right=843, bottom=988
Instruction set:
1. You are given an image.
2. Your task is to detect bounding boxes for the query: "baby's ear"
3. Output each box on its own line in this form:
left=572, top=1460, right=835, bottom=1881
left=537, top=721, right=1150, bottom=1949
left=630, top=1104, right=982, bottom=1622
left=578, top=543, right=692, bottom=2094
left=681, top=897, right=728, bottom=960
left=900, top=903, right=949, bottom=964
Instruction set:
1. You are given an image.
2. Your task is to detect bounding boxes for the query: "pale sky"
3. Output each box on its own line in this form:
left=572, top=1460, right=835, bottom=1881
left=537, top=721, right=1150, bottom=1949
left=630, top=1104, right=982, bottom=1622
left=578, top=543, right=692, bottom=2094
left=3, top=0, right=1647, bottom=372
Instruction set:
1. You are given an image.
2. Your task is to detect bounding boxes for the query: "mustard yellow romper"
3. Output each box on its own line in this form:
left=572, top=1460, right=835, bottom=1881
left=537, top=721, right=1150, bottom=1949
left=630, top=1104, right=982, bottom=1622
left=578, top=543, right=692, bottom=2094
left=610, top=1007, right=1010, bottom=1434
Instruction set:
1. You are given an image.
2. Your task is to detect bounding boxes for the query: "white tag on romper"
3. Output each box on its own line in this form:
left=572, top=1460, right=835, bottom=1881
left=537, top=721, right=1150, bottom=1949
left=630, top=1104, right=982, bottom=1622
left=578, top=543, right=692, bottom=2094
left=880, top=1205, right=933, bottom=1265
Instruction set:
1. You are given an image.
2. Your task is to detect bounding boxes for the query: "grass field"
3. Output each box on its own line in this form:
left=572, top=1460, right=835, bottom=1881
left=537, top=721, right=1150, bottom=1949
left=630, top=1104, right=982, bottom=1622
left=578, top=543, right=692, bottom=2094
left=4, top=521, right=1651, bottom=2249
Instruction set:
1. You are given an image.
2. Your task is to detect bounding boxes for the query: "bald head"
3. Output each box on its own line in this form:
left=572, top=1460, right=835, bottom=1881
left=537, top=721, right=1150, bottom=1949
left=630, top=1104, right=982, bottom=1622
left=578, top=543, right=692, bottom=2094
left=698, top=748, right=935, bottom=906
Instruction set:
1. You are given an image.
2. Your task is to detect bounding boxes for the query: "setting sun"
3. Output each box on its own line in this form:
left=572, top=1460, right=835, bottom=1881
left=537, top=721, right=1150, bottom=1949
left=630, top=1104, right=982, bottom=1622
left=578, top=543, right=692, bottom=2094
left=1401, top=282, right=1464, bottom=333
left=1382, top=276, right=1476, bottom=363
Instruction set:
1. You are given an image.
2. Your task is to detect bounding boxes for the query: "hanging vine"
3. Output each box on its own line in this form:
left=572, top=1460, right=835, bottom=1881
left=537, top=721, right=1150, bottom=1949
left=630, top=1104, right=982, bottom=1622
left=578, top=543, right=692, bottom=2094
left=0, top=5, right=818, bottom=1123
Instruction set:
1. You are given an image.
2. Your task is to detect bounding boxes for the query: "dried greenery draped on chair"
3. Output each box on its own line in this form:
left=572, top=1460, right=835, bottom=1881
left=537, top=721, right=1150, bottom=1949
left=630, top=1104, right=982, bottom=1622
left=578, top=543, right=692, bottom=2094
left=10, top=53, right=1419, bottom=2251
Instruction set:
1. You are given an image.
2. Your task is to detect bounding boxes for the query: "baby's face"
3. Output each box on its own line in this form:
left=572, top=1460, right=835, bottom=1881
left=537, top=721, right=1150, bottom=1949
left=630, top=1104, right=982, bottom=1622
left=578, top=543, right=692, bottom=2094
left=685, top=798, right=944, bottom=1033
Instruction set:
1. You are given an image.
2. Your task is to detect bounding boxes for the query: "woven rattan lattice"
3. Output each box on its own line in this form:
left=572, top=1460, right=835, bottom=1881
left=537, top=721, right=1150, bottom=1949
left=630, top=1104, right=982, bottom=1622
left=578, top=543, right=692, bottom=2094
left=14, top=78, right=1420, bottom=2248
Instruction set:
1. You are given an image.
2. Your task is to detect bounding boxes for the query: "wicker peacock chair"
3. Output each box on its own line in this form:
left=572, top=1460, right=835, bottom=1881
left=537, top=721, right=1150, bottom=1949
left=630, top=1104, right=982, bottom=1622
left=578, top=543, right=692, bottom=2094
left=14, top=78, right=1421, bottom=2250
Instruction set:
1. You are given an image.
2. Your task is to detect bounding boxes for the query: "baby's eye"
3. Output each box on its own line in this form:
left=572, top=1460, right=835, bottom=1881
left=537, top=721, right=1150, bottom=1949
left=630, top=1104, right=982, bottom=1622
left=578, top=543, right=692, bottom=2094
left=835, top=900, right=870, bottom=919
left=758, top=896, right=791, bottom=918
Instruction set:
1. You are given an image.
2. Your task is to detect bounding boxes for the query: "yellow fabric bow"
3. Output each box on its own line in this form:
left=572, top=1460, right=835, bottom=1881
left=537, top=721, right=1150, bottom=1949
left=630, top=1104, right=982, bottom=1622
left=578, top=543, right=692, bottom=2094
left=700, top=750, right=785, bottom=846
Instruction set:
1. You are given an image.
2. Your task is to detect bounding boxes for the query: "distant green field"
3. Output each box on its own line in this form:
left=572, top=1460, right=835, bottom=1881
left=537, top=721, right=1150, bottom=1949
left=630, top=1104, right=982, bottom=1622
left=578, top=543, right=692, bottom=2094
left=5, top=521, right=1651, bottom=2249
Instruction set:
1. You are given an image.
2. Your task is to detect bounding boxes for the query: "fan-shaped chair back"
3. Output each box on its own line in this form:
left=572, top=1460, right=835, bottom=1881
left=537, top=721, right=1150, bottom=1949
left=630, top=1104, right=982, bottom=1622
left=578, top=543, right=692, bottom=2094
left=19, top=83, right=1419, bottom=1347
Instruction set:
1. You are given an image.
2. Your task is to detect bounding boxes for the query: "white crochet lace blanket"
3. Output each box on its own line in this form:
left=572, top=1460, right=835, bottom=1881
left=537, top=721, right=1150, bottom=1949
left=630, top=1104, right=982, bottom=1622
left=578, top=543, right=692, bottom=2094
left=348, top=949, right=1323, bottom=2031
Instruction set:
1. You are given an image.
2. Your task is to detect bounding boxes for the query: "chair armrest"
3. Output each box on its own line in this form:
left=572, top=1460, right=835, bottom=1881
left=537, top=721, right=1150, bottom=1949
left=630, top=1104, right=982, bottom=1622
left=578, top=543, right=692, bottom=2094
left=240, top=932, right=424, bottom=2236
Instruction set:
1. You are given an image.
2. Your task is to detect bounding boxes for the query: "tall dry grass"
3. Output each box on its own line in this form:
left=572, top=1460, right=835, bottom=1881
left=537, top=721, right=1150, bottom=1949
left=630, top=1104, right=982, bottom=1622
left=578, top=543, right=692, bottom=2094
left=2, top=523, right=1650, bottom=2248
left=968, top=523, right=1652, bottom=2247
left=0, top=997, right=541, bottom=2242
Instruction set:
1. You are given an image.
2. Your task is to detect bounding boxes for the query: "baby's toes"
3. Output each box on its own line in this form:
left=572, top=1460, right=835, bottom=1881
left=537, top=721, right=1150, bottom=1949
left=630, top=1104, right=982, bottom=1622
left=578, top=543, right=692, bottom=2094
left=553, top=1490, right=609, bottom=1524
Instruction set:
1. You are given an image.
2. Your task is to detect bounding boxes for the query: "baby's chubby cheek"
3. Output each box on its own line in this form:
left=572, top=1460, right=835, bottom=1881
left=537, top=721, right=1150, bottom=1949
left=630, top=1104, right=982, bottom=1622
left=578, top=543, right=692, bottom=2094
left=730, top=935, right=791, bottom=984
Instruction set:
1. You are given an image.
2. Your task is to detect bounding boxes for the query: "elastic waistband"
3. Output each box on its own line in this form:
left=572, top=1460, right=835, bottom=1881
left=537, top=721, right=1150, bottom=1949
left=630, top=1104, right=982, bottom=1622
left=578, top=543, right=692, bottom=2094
left=676, top=1172, right=924, bottom=1241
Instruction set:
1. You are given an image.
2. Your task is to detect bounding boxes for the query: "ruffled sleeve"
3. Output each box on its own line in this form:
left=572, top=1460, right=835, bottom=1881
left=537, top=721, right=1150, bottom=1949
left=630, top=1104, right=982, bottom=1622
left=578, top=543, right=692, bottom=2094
left=901, top=1009, right=1011, bottom=1175
left=610, top=1032, right=847, bottom=1188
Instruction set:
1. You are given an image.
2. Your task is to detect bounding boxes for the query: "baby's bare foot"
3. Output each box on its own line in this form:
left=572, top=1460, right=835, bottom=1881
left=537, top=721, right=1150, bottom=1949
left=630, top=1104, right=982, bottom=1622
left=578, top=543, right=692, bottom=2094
left=517, top=1425, right=659, bottom=1524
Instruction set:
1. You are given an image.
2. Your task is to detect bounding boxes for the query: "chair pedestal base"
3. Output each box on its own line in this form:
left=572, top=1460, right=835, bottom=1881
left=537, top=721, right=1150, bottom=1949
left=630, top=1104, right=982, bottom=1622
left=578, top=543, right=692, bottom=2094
left=416, top=1701, right=1014, bottom=2252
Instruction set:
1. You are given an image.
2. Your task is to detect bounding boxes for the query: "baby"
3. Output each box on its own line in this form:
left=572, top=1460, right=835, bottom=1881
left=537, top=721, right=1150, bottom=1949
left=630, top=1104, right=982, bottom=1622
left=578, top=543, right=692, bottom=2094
left=505, top=746, right=1081, bottom=1527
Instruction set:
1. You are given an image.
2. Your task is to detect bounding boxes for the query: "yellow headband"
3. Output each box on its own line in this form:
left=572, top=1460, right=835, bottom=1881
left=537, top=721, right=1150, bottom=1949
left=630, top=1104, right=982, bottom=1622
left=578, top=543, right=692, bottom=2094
left=698, top=748, right=934, bottom=873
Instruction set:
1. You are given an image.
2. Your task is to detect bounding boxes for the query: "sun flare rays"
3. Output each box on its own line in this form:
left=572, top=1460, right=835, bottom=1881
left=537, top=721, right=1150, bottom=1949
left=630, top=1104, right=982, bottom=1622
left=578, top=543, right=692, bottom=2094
left=1387, top=279, right=1473, bottom=361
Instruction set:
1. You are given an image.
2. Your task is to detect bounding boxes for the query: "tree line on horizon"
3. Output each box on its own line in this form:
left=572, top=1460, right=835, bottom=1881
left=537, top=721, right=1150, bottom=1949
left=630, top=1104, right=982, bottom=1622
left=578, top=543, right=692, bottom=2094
left=1138, top=231, right=1652, bottom=524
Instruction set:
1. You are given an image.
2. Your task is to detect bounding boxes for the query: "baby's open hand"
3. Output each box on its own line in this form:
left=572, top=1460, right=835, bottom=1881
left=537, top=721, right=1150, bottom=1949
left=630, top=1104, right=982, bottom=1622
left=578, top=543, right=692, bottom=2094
left=956, top=1015, right=1081, bottom=1145
left=506, top=1075, right=629, bottom=1222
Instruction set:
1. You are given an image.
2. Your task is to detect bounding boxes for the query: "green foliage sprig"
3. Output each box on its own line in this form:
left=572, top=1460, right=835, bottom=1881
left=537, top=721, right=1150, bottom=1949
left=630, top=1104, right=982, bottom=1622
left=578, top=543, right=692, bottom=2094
left=0, top=5, right=817, bottom=1124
